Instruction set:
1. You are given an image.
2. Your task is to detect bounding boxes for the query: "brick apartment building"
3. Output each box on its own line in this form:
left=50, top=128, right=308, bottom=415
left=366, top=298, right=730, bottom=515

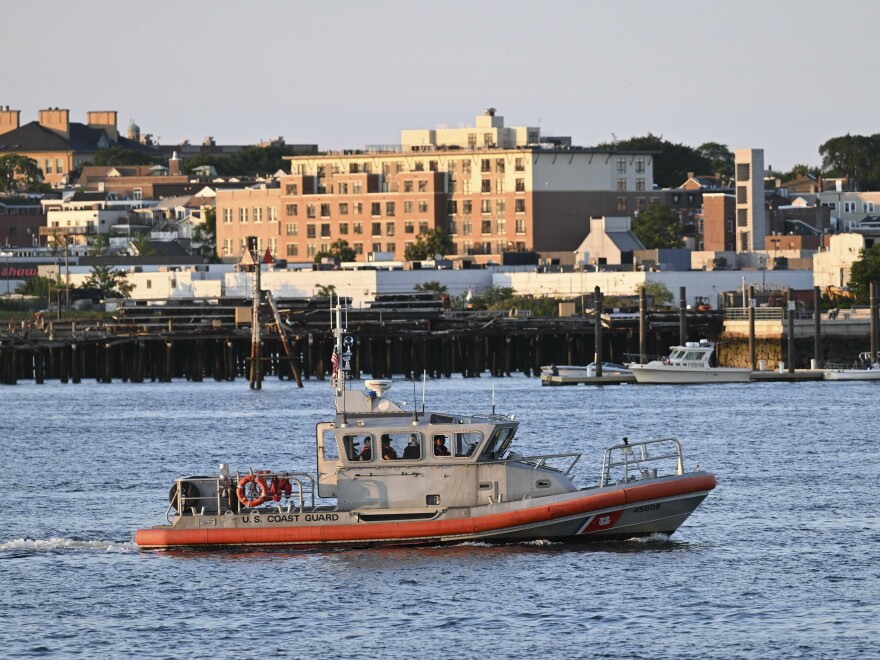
left=216, top=110, right=660, bottom=262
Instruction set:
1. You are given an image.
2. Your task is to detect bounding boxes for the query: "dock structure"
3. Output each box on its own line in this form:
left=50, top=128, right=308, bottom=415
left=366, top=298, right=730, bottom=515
left=0, top=303, right=724, bottom=385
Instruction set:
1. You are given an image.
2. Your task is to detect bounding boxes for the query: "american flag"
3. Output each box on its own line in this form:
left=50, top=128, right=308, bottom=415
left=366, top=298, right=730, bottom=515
left=331, top=346, right=340, bottom=374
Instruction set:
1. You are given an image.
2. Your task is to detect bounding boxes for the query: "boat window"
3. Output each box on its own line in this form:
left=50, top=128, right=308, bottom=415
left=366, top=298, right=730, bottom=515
left=380, top=432, right=422, bottom=461
left=430, top=414, right=454, bottom=424
left=669, top=350, right=684, bottom=360
left=482, top=427, right=514, bottom=459
left=432, top=434, right=451, bottom=457
left=323, top=429, right=340, bottom=460
left=684, top=351, right=702, bottom=361
left=453, top=431, right=483, bottom=458
left=345, top=434, right=374, bottom=462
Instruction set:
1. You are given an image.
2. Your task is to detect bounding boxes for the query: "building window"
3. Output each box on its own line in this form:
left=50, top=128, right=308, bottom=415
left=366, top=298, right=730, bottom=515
left=737, top=186, right=748, bottom=204
left=515, top=219, right=526, bottom=234
left=307, top=244, right=316, bottom=258
left=617, top=197, right=627, bottom=212
left=286, top=223, right=298, bottom=236
left=617, top=178, right=627, bottom=192
left=338, top=182, right=348, bottom=195
left=496, top=199, right=505, bottom=214
left=737, top=209, right=748, bottom=226
left=253, top=207, right=262, bottom=223
left=462, top=220, right=472, bottom=235
left=386, top=201, right=395, bottom=216
left=462, top=200, right=472, bottom=215
left=386, top=242, right=395, bottom=253
left=495, top=179, right=504, bottom=194
left=386, top=222, right=395, bottom=236
left=515, top=199, right=526, bottom=213
left=224, top=208, right=233, bottom=224
left=672, top=194, right=680, bottom=205
left=404, top=181, right=413, bottom=193
left=371, top=202, right=381, bottom=216
left=418, top=180, right=427, bottom=192
left=286, top=244, right=299, bottom=256
left=223, top=239, right=232, bottom=255
left=495, top=158, right=505, bottom=173
left=736, top=163, right=750, bottom=181
left=354, top=222, right=363, bottom=235
left=133, top=188, right=143, bottom=201
left=418, top=201, right=428, bottom=213
left=339, top=222, right=349, bottom=235
left=481, top=180, right=491, bottom=193
left=515, top=178, right=525, bottom=192
left=372, top=242, right=382, bottom=253
left=468, top=133, right=477, bottom=148
left=352, top=182, right=362, bottom=194
left=285, top=183, right=298, bottom=195
left=317, top=203, right=328, bottom=217
left=843, top=201, right=857, bottom=213
left=321, top=223, right=331, bottom=238
left=727, top=219, right=734, bottom=232
left=635, top=158, right=645, bottom=173
left=462, top=160, right=472, bottom=175
left=306, top=224, right=316, bottom=238
left=306, top=204, right=316, bottom=218
left=419, top=221, right=429, bottom=234
left=863, top=202, right=875, bottom=213
left=239, top=208, right=248, bottom=223
left=635, top=198, right=645, bottom=211
left=617, top=158, right=626, bottom=173
left=371, top=222, right=381, bottom=236
left=268, top=207, right=278, bottom=222
left=353, top=242, right=363, bottom=255
left=353, top=202, right=363, bottom=215
left=286, top=203, right=298, bottom=216
left=481, top=159, right=491, bottom=173
left=636, top=179, right=645, bottom=192
left=515, top=157, right=525, bottom=171
left=404, top=221, right=414, bottom=234
left=413, top=161, right=424, bottom=172
left=339, top=202, right=349, bottom=215
left=481, top=199, right=491, bottom=214
left=448, top=220, right=457, bottom=235
left=482, top=220, right=491, bottom=234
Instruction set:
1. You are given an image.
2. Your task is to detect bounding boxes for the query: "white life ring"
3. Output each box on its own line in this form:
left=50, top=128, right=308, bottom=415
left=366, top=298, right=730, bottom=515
left=661, top=356, right=671, bottom=365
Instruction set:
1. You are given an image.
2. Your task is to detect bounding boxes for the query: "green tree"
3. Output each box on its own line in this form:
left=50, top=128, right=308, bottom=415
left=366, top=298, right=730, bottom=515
left=130, top=232, right=155, bottom=256
left=0, top=154, right=50, bottom=193
left=89, top=233, right=109, bottom=256
left=192, top=207, right=218, bottom=260
left=597, top=134, right=711, bottom=188
left=182, top=153, right=228, bottom=176
left=404, top=228, right=453, bottom=261
left=315, top=284, right=337, bottom=297
left=632, top=203, right=684, bottom=249
left=413, top=281, right=448, bottom=294
left=314, top=239, right=356, bottom=264
left=848, top=244, right=880, bottom=304
left=696, top=142, right=734, bottom=178
left=82, top=265, right=134, bottom=299
left=819, top=134, right=880, bottom=190
left=634, top=281, right=674, bottom=306
left=88, top=147, right=159, bottom=166
left=15, top=274, right=61, bottom=303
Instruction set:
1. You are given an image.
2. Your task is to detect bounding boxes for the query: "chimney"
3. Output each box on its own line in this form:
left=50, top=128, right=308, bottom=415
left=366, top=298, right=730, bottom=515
left=169, top=150, right=181, bottom=175
left=39, top=108, right=70, bottom=139
left=0, top=106, right=20, bottom=136
left=87, top=110, right=118, bottom=142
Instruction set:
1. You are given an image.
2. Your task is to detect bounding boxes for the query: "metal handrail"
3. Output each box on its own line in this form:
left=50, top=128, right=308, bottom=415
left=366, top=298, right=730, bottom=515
left=623, top=353, right=664, bottom=365
left=600, top=437, right=684, bottom=487
left=512, top=452, right=582, bottom=475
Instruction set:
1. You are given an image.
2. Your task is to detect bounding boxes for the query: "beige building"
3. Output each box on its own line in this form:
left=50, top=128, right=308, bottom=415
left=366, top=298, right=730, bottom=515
left=0, top=107, right=158, bottom=186
left=734, top=148, right=766, bottom=252
left=813, top=233, right=867, bottom=290
left=216, top=110, right=656, bottom=262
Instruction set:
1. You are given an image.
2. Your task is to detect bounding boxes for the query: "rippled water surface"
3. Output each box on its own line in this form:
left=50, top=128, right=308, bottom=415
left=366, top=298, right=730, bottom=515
left=1, top=377, right=878, bottom=658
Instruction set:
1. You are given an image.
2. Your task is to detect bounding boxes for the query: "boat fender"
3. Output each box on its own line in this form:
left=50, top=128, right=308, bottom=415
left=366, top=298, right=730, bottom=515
left=661, top=356, right=670, bottom=365
left=237, top=473, right=269, bottom=508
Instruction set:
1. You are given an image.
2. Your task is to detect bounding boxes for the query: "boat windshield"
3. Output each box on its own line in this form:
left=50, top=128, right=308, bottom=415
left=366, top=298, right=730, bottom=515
left=669, top=350, right=685, bottom=360
left=481, top=427, right=515, bottom=459
left=683, top=351, right=704, bottom=361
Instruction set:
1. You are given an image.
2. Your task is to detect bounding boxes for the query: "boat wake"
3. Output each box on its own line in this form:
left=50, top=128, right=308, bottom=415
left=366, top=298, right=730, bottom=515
left=0, top=537, right=138, bottom=554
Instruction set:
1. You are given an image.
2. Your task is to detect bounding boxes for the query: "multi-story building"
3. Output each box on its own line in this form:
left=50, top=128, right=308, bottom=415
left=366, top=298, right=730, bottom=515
left=0, top=108, right=160, bottom=186
left=0, top=198, right=46, bottom=248
left=733, top=148, right=766, bottom=252
left=216, top=110, right=656, bottom=262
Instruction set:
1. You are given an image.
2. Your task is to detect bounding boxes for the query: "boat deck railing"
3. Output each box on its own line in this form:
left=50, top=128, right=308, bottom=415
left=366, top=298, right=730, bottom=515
left=166, top=471, right=317, bottom=523
left=600, top=437, right=685, bottom=487
left=513, top=452, right=581, bottom=475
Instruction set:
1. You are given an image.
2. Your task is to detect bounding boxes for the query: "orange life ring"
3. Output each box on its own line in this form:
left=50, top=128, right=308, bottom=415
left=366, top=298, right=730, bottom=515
left=661, top=356, right=671, bottom=365
left=237, top=473, right=269, bottom=508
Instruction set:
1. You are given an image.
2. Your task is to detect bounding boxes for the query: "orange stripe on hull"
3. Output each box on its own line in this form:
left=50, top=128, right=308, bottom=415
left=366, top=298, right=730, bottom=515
left=135, top=474, right=716, bottom=548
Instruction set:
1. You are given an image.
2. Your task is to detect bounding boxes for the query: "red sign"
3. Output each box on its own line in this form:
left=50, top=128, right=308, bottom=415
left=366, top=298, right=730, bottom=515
left=0, top=266, right=38, bottom=278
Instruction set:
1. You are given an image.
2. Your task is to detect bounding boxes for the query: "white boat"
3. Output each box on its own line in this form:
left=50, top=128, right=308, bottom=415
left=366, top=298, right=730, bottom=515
left=823, top=352, right=880, bottom=381
left=136, top=304, right=716, bottom=550
left=540, top=362, right=632, bottom=378
left=627, top=340, right=751, bottom=384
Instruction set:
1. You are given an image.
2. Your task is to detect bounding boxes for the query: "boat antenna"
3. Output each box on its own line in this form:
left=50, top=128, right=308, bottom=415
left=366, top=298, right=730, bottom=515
left=411, top=371, right=418, bottom=423
left=491, top=381, right=496, bottom=416
left=421, top=369, right=427, bottom=414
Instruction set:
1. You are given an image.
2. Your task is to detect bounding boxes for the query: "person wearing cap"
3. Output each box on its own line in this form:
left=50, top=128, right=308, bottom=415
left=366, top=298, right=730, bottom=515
left=359, top=437, right=372, bottom=461
left=402, top=435, right=420, bottom=460
left=381, top=435, right=398, bottom=460
left=433, top=435, right=450, bottom=457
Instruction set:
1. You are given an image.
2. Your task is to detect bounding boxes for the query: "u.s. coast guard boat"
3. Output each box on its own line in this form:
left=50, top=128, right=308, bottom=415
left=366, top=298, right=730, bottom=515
left=135, top=306, right=716, bottom=550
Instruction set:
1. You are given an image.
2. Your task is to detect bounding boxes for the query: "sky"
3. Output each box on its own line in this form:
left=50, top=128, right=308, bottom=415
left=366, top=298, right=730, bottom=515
left=3, top=0, right=879, bottom=172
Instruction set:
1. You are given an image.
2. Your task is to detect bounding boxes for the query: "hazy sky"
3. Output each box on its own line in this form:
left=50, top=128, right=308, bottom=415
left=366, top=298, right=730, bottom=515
left=3, top=1, right=878, bottom=171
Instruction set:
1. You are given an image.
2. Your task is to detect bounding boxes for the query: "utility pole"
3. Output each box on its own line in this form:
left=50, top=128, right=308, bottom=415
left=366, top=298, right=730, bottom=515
left=246, top=236, right=262, bottom=390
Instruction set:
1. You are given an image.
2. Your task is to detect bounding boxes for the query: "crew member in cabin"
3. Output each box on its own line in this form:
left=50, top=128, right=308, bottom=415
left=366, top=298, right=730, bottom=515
left=433, top=435, right=450, bottom=456
left=359, top=437, right=372, bottom=461
left=381, top=435, right=398, bottom=460
left=403, top=435, right=420, bottom=460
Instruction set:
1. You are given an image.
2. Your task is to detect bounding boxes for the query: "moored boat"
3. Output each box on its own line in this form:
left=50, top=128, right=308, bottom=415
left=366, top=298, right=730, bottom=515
left=627, top=340, right=751, bottom=384
left=135, top=306, right=716, bottom=550
left=823, top=352, right=880, bottom=381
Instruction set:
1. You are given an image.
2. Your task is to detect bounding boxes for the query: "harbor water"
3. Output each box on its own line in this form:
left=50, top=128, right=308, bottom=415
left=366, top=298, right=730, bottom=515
left=1, top=377, right=877, bottom=658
